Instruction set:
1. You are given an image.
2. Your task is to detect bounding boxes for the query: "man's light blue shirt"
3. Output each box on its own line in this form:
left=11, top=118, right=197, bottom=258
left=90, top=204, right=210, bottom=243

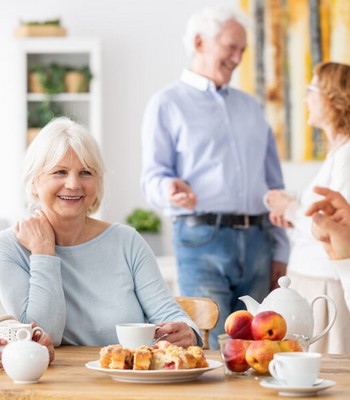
left=141, top=69, right=289, bottom=263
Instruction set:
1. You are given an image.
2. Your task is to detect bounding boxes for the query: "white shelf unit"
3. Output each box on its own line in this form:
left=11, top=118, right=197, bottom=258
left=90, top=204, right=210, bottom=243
left=18, top=37, right=102, bottom=147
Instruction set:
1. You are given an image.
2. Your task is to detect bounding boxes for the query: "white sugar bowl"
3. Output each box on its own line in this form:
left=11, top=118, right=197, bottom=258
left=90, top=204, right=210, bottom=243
left=2, top=331, right=49, bottom=384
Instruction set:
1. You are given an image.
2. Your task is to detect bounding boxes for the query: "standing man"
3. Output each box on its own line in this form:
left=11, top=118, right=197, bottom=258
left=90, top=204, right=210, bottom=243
left=141, top=6, right=289, bottom=348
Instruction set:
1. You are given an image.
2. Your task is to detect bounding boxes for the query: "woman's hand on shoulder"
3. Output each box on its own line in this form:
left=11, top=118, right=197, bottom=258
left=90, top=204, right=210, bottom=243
left=14, top=210, right=55, bottom=255
left=155, top=322, right=197, bottom=348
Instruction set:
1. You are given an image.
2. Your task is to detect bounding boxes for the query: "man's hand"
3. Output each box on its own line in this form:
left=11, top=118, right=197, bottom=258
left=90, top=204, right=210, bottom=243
left=266, top=190, right=294, bottom=216
left=269, top=213, right=293, bottom=228
left=168, top=179, right=197, bottom=210
left=271, top=260, right=287, bottom=290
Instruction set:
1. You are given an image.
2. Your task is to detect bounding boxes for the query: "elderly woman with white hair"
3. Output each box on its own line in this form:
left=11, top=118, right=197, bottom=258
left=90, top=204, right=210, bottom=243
left=0, top=117, right=200, bottom=348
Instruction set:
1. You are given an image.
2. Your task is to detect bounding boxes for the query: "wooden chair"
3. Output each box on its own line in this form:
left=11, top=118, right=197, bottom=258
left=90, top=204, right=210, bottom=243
left=175, top=296, right=220, bottom=350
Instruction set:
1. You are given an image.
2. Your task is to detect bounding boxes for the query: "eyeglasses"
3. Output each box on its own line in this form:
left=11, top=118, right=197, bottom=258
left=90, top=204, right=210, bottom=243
left=306, top=84, right=321, bottom=93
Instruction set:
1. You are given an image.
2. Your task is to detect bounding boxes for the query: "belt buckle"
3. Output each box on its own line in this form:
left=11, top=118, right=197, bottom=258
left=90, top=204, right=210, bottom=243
left=234, top=215, right=249, bottom=229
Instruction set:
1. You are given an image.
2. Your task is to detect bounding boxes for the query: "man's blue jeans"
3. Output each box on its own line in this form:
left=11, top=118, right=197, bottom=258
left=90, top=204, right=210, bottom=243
left=172, top=217, right=273, bottom=349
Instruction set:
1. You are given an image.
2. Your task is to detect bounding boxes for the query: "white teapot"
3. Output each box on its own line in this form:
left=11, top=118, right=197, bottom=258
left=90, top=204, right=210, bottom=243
left=239, top=276, right=337, bottom=344
left=2, top=328, right=49, bottom=384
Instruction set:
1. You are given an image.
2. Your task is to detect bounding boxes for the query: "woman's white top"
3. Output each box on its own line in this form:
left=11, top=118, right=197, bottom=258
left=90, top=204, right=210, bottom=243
left=286, top=141, right=350, bottom=279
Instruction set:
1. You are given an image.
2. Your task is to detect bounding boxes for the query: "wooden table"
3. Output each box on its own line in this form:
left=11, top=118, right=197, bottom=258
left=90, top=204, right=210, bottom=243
left=0, top=346, right=349, bottom=399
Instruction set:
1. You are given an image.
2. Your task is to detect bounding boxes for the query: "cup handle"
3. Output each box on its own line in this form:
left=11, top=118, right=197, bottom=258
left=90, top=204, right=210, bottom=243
left=268, top=360, right=285, bottom=384
left=32, top=326, right=45, bottom=341
left=310, top=295, right=337, bottom=344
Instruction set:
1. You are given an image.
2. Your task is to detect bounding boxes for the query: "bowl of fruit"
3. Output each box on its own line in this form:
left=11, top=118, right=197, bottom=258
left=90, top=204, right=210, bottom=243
left=218, top=310, right=309, bottom=377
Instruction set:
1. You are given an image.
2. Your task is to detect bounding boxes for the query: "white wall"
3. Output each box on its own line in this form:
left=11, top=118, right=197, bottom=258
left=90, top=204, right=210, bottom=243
left=0, top=0, right=322, bottom=257
left=0, top=0, right=234, bottom=251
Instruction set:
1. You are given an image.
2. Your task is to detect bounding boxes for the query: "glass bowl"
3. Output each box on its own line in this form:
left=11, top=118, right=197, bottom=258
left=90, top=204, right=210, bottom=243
left=218, top=333, right=310, bottom=379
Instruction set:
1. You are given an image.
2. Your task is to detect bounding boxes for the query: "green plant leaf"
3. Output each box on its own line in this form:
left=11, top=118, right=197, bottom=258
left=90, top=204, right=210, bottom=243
left=126, top=209, right=161, bottom=233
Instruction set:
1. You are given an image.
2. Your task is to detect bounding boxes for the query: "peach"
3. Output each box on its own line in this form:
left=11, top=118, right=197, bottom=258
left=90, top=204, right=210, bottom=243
left=222, top=339, right=251, bottom=373
left=279, top=339, right=303, bottom=353
left=251, top=311, right=287, bottom=341
left=245, top=340, right=280, bottom=374
left=224, top=310, right=254, bottom=340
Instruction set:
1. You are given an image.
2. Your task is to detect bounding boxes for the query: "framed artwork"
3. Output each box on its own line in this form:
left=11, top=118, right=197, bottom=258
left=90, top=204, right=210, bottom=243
left=235, top=0, right=350, bottom=161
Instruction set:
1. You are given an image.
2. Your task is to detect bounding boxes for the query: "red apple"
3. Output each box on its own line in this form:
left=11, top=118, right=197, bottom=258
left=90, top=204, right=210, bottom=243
left=222, top=339, right=251, bottom=373
left=251, top=311, right=287, bottom=341
left=245, top=340, right=280, bottom=374
left=224, top=310, right=254, bottom=339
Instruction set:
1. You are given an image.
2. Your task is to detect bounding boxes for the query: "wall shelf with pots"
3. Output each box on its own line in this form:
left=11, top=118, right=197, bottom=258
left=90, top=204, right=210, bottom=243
left=18, top=37, right=101, bottom=147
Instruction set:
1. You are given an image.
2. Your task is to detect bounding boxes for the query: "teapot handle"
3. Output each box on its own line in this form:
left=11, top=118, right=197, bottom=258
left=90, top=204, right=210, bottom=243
left=309, top=295, right=337, bottom=344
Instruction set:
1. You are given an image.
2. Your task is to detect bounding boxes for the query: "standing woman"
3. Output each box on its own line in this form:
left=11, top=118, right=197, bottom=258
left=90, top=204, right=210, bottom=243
left=0, top=117, right=200, bottom=348
left=266, top=62, right=350, bottom=353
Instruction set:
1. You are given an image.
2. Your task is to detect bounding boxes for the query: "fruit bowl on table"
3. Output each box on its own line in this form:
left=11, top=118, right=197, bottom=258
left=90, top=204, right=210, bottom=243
left=218, top=334, right=308, bottom=379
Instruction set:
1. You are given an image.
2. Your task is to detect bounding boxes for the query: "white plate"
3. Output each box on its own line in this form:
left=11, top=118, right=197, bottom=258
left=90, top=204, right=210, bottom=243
left=260, top=378, right=336, bottom=397
left=85, top=359, right=222, bottom=383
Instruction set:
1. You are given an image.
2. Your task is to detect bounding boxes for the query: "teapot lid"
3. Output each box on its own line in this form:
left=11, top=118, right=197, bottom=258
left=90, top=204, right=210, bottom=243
left=267, top=276, right=304, bottom=300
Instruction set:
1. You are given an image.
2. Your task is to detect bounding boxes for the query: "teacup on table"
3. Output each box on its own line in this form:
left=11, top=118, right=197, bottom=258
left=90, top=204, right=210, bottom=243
left=116, top=323, right=157, bottom=348
left=269, top=352, right=321, bottom=387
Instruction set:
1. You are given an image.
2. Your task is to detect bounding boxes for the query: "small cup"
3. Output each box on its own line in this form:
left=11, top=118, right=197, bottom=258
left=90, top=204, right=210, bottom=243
left=0, top=323, right=44, bottom=345
left=269, top=352, right=321, bottom=387
left=116, top=323, right=157, bottom=348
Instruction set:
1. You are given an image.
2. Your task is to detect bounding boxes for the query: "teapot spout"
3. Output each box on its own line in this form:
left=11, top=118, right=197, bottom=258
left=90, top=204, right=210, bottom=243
left=238, top=295, right=260, bottom=315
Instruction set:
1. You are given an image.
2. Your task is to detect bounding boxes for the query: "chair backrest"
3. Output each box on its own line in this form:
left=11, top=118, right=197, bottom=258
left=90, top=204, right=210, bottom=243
left=175, top=296, right=220, bottom=350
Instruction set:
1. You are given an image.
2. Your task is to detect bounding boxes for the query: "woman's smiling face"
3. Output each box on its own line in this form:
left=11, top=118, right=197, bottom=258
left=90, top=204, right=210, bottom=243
left=33, top=148, right=98, bottom=220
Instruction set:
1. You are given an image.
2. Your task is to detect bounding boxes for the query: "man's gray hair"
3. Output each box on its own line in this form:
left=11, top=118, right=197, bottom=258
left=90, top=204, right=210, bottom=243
left=183, top=6, right=249, bottom=59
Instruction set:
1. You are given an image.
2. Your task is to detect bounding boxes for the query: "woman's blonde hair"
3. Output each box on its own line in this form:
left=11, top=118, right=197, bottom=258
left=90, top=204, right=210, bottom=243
left=23, top=117, right=105, bottom=215
left=314, top=62, right=350, bottom=137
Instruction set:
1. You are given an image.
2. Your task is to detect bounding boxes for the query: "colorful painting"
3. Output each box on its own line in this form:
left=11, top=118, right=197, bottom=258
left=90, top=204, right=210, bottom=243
left=237, top=0, right=350, bottom=161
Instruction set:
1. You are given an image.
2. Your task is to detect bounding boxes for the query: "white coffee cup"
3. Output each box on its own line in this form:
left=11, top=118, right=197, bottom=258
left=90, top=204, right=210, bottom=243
left=0, top=323, right=44, bottom=345
left=116, top=323, right=157, bottom=348
left=269, top=352, right=321, bottom=387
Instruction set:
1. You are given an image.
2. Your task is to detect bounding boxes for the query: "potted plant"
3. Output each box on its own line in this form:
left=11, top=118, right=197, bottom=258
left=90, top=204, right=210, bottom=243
left=27, top=100, right=63, bottom=145
left=64, top=65, right=93, bottom=93
left=126, top=209, right=163, bottom=255
left=28, top=63, right=66, bottom=94
left=15, top=18, right=67, bottom=37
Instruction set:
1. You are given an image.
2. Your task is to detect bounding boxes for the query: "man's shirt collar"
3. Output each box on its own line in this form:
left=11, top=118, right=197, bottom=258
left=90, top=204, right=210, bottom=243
left=180, top=69, right=228, bottom=93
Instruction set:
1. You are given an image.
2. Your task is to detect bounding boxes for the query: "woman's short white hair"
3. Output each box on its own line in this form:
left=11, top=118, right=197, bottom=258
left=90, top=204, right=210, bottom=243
left=183, top=6, right=249, bottom=59
left=23, top=117, right=105, bottom=215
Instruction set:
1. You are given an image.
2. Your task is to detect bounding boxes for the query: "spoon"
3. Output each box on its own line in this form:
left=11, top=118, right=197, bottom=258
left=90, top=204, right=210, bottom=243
left=152, top=333, right=169, bottom=345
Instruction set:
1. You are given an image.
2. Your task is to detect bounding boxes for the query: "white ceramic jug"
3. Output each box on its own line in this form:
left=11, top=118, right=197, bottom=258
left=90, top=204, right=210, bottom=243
left=239, top=276, right=337, bottom=344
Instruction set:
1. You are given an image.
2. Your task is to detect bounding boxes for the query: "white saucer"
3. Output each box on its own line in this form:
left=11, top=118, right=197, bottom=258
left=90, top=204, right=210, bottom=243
left=260, top=378, right=336, bottom=397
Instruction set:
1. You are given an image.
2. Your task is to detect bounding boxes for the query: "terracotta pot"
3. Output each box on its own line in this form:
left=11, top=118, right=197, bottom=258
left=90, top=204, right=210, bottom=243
left=28, top=72, right=45, bottom=93
left=64, top=71, right=88, bottom=93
